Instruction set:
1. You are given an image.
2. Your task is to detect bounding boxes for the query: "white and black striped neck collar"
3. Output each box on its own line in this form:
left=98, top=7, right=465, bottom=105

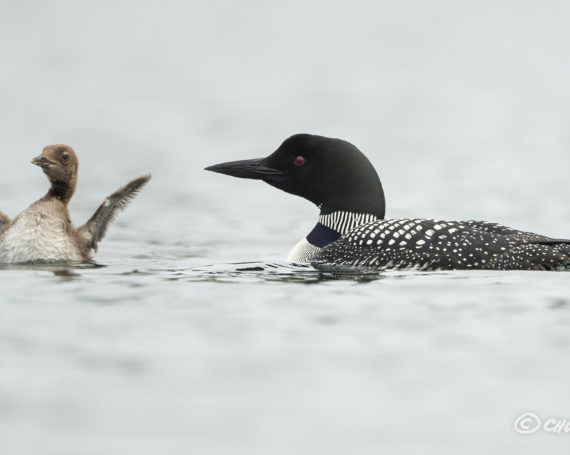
left=290, top=211, right=380, bottom=263
left=304, top=211, right=379, bottom=250
left=318, top=211, right=379, bottom=236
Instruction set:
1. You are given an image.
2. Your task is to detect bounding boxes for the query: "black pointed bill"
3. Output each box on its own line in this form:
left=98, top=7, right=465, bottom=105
left=205, top=158, right=286, bottom=181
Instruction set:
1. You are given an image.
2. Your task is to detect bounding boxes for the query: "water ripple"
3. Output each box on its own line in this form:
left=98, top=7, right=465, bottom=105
left=163, top=262, right=385, bottom=284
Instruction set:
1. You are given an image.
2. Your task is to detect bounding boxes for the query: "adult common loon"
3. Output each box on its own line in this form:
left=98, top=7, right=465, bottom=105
left=0, top=145, right=151, bottom=263
left=206, top=134, right=569, bottom=271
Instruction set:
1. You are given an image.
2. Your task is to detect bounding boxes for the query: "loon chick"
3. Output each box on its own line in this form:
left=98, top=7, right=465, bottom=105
left=0, top=145, right=151, bottom=264
left=206, top=134, right=569, bottom=271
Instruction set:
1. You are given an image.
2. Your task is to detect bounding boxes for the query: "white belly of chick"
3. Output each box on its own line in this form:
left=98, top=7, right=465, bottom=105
left=0, top=209, right=83, bottom=263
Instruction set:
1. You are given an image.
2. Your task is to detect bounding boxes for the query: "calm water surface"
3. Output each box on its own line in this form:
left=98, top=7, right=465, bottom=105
left=1, top=1, right=569, bottom=454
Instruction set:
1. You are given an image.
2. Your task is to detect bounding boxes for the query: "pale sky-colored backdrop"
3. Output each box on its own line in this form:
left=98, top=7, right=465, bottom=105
left=0, top=2, right=569, bottom=454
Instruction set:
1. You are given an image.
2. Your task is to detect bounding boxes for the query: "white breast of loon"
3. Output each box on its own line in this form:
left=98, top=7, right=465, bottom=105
left=0, top=203, right=83, bottom=263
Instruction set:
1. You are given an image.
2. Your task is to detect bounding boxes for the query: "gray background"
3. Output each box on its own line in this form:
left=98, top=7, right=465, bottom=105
left=0, top=1, right=569, bottom=454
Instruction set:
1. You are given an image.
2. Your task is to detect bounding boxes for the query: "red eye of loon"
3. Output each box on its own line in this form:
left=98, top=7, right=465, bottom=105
left=294, top=156, right=306, bottom=166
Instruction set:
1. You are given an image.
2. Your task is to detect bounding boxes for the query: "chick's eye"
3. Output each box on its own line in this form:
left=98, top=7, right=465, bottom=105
left=294, top=156, right=306, bottom=166
left=61, top=151, right=69, bottom=160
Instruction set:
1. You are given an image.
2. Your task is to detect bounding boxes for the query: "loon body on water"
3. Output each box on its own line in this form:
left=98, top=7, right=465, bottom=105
left=0, top=145, right=151, bottom=264
left=206, top=134, right=569, bottom=271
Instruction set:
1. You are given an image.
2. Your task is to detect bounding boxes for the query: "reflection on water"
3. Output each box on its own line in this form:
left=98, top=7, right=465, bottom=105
left=0, top=262, right=103, bottom=279
left=181, top=262, right=384, bottom=284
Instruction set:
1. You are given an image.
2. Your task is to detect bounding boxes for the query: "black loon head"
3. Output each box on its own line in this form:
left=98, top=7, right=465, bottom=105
left=206, top=134, right=385, bottom=218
